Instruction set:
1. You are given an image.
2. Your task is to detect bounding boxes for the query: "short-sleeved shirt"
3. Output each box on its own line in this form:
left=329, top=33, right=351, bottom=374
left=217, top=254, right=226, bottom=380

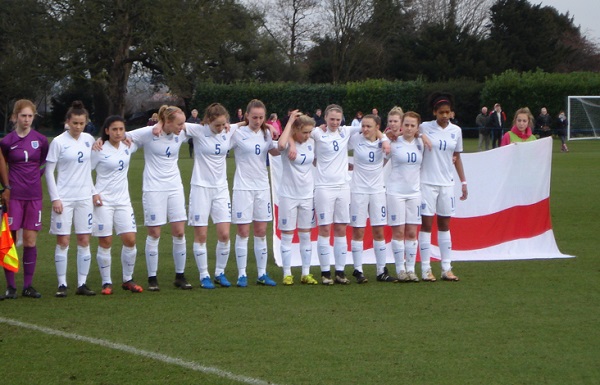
left=386, top=136, right=423, bottom=198
left=279, top=139, right=315, bottom=200
left=231, top=126, right=275, bottom=191
left=91, top=141, right=138, bottom=206
left=349, top=133, right=385, bottom=194
left=128, top=126, right=185, bottom=192
left=311, top=125, right=361, bottom=188
left=46, top=131, right=95, bottom=201
left=185, top=123, right=236, bottom=188
left=0, top=129, right=49, bottom=200
left=419, top=120, right=463, bottom=187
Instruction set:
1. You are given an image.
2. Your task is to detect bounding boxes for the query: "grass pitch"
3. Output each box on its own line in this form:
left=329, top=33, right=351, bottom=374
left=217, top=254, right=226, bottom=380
left=0, top=138, right=599, bottom=385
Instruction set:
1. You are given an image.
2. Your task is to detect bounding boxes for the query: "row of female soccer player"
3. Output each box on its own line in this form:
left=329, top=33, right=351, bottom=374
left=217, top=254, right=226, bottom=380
left=1, top=92, right=467, bottom=299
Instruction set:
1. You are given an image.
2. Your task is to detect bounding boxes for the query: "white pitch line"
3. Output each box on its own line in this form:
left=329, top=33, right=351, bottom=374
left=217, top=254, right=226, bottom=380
left=0, top=317, right=281, bottom=385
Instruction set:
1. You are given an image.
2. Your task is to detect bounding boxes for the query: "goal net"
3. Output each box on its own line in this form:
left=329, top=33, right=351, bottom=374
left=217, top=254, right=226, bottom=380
left=568, top=96, right=600, bottom=140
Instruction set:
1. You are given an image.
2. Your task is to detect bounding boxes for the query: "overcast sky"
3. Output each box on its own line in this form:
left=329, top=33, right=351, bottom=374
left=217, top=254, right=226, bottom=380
left=538, top=0, right=600, bottom=43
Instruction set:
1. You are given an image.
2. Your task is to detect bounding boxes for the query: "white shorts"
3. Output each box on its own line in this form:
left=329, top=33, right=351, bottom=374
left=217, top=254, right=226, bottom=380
left=421, top=184, right=456, bottom=217
left=142, top=189, right=187, bottom=226
left=314, top=185, right=351, bottom=226
left=92, top=204, right=137, bottom=237
left=350, top=192, right=387, bottom=227
left=232, top=189, right=273, bottom=224
left=188, top=185, right=231, bottom=226
left=50, top=199, right=93, bottom=235
left=278, top=197, right=315, bottom=231
left=387, top=195, right=422, bottom=226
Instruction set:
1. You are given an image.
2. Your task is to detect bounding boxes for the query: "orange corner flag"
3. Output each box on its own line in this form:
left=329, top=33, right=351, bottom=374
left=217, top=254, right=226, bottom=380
left=0, top=212, right=19, bottom=272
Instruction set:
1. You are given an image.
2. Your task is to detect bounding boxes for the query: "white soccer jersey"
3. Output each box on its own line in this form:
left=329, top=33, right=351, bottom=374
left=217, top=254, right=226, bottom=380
left=419, top=120, right=463, bottom=186
left=386, top=136, right=424, bottom=198
left=46, top=131, right=95, bottom=202
left=186, top=123, right=236, bottom=188
left=91, top=141, right=138, bottom=206
left=231, top=125, right=275, bottom=191
left=312, top=125, right=361, bottom=187
left=127, top=126, right=185, bottom=192
left=349, top=133, right=385, bottom=194
left=279, top=139, right=315, bottom=199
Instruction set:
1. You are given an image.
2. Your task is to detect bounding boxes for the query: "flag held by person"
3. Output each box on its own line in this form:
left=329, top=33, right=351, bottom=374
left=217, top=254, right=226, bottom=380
left=0, top=211, right=19, bottom=272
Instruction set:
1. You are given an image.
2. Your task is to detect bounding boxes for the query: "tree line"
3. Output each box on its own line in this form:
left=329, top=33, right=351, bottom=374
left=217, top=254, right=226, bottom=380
left=1, top=0, right=598, bottom=129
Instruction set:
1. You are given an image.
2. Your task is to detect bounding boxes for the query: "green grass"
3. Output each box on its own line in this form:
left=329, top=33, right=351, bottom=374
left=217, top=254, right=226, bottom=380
left=1, top=138, right=599, bottom=385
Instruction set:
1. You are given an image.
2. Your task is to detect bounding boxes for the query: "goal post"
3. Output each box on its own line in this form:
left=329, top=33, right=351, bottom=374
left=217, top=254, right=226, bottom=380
left=568, top=96, right=600, bottom=140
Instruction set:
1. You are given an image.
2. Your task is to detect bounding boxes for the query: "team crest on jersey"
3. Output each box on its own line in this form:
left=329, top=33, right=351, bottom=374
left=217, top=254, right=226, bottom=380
left=417, top=144, right=422, bottom=151
left=7, top=217, right=13, bottom=226
left=319, top=213, right=324, bottom=220
left=31, top=140, right=39, bottom=149
left=85, top=142, right=90, bottom=147
left=340, top=131, right=345, bottom=138
left=282, top=219, right=287, bottom=225
left=222, top=135, right=226, bottom=140
left=175, top=137, right=179, bottom=143
left=352, top=215, right=357, bottom=222
left=98, top=224, right=104, bottom=231
left=378, top=142, right=382, bottom=148
left=308, top=145, right=312, bottom=151
left=421, top=203, right=426, bottom=210
left=451, top=134, right=456, bottom=139
left=57, top=222, right=62, bottom=229
left=391, top=215, right=396, bottom=221
left=194, top=215, right=200, bottom=221
left=150, top=214, right=156, bottom=221
left=125, top=149, right=129, bottom=155
left=237, top=212, right=242, bottom=218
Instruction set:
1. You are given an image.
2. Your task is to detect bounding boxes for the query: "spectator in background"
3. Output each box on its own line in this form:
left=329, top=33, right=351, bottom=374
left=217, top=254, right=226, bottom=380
left=351, top=111, right=364, bottom=127
left=232, top=108, right=244, bottom=123
left=476, top=106, right=490, bottom=151
left=280, top=108, right=294, bottom=130
left=371, top=108, right=379, bottom=117
left=187, top=108, right=202, bottom=158
left=501, top=107, right=536, bottom=146
left=267, top=113, right=282, bottom=137
left=147, top=113, right=159, bottom=126
left=313, top=108, right=325, bottom=127
left=536, top=107, right=553, bottom=138
left=449, top=111, right=459, bottom=126
left=488, top=103, right=506, bottom=148
left=557, top=110, right=569, bottom=152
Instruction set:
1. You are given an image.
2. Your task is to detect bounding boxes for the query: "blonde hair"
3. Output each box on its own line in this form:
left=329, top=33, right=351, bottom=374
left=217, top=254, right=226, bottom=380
left=513, top=107, right=534, bottom=127
left=292, top=114, right=316, bottom=131
left=325, top=104, right=343, bottom=117
left=387, top=106, right=404, bottom=118
left=157, top=105, right=183, bottom=124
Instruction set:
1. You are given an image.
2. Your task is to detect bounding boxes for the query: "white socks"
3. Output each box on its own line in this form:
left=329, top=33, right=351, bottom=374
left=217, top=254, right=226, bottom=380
left=145, top=235, right=159, bottom=277
left=419, top=231, right=432, bottom=272
left=281, top=233, right=293, bottom=276
left=391, top=239, right=405, bottom=275
left=298, top=232, right=312, bottom=276
left=172, top=236, right=187, bottom=274
left=351, top=240, right=363, bottom=272
left=317, top=235, right=331, bottom=272
left=373, top=240, right=387, bottom=275
left=333, top=236, right=347, bottom=271
left=405, top=240, right=418, bottom=273
left=235, top=234, right=248, bottom=278
left=55, top=245, right=69, bottom=287
left=254, top=236, right=268, bottom=277
left=121, top=245, right=136, bottom=282
left=193, top=242, right=209, bottom=279
left=96, top=246, right=112, bottom=285
left=215, top=240, right=230, bottom=276
left=77, top=245, right=92, bottom=287
left=438, top=230, right=452, bottom=272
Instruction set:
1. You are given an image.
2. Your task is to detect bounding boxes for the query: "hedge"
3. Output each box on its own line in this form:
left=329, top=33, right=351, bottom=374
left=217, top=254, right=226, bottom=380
left=481, top=70, right=600, bottom=123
